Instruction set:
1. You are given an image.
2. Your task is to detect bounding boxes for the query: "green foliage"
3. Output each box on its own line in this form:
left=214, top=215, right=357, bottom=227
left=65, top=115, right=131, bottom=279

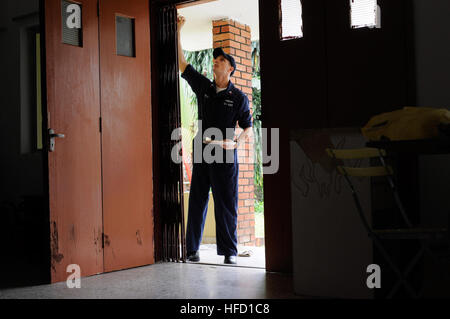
left=251, top=41, right=264, bottom=203
left=179, top=49, right=213, bottom=156
left=252, top=41, right=260, bottom=78
left=179, top=77, right=196, bottom=157
left=252, top=87, right=264, bottom=202
left=185, top=49, right=214, bottom=79
left=254, top=200, right=264, bottom=215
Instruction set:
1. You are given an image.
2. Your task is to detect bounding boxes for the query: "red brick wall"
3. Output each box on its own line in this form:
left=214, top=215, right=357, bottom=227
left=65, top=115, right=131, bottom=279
left=213, top=19, right=256, bottom=246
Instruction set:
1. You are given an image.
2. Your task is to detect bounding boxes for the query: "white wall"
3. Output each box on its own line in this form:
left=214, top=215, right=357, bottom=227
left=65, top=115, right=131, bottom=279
left=290, top=131, right=373, bottom=299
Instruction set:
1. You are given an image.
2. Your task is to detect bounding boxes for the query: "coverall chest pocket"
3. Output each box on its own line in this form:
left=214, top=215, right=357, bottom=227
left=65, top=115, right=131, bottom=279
left=216, top=99, right=236, bottom=126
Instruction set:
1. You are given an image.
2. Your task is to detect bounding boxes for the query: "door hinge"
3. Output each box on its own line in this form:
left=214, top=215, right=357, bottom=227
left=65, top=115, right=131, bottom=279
left=97, top=1, right=99, bottom=17
left=99, top=117, right=102, bottom=133
left=101, top=232, right=105, bottom=249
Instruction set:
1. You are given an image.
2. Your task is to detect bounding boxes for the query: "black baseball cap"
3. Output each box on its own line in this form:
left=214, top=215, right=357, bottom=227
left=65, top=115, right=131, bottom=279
left=213, top=47, right=236, bottom=76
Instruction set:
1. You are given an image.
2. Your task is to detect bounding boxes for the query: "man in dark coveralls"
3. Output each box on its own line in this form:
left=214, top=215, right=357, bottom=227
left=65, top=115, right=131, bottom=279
left=177, top=15, right=253, bottom=264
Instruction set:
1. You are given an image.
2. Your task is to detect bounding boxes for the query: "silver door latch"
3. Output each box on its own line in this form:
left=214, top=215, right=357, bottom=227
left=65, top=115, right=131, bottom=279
left=49, top=128, right=65, bottom=152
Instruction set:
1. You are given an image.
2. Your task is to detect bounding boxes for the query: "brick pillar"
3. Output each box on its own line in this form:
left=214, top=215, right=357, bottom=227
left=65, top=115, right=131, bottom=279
left=212, top=19, right=255, bottom=246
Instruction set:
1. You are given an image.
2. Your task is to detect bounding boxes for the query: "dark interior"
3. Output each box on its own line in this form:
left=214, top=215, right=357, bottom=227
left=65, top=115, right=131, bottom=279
left=1, top=0, right=449, bottom=297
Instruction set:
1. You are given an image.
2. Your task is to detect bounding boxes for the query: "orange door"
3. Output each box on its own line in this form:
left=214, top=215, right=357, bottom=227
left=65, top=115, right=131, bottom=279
left=45, top=0, right=154, bottom=282
left=99, top=0, right=154, bottom=272
left=45, top=0, right=104, bottom=283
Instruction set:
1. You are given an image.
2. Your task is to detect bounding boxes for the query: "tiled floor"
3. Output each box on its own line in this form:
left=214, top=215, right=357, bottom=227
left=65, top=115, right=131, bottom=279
left=193, top=244, right=265, bottom=268
left=0, top=262, right=300, bottom=299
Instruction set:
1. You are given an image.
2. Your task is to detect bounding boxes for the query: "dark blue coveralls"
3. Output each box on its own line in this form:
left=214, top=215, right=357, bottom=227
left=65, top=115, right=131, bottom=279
left=181, top=64, right=253, bottom=257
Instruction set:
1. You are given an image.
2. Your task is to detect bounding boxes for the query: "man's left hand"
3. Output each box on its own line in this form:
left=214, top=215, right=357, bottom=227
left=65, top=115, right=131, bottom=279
left=221, top=139, right=238, bottom=150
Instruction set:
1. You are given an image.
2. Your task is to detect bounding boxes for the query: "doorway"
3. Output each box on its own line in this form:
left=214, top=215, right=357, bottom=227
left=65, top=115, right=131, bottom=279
left=0, top=0, right=49, bottom=288
left=176, top=0, right=265, bottom=269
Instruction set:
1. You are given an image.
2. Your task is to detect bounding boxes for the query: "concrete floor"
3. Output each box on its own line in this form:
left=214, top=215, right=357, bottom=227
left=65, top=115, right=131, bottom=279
left=0, top=262, right=301, bottom=299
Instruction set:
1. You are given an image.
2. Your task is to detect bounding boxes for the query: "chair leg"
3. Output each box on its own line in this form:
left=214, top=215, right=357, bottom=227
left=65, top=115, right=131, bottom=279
left=371, top=235, right=420, bottom=299
left=387, top=245, right=425, bottom=299
left=379, top=155, right=413, bottom=228
left=380, top=238, right=450, bottom=299
left=343, top=161, right=426, bottom=298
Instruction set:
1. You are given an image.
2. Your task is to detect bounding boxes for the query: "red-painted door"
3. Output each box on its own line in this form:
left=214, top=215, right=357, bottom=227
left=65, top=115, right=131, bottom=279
left=99, top=0, right=154, bottom=272
left=45, top=0, right=154, bottom=282
left=45, top=0, right=104, bottom=283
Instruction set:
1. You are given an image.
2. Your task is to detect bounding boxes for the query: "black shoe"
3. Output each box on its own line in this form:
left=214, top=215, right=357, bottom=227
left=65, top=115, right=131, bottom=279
left=224, top=256, right=237, bottom=264
left=187, top=251, right=200, bottom=262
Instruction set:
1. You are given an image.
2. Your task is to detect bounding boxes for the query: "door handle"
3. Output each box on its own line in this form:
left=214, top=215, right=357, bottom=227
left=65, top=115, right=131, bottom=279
left=49, top=128, right=65, bottom=152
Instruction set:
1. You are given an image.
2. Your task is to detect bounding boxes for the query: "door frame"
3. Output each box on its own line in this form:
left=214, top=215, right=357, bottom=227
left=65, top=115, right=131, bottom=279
left=150, top=0, right=292, bottom=273
left=39, top=0, right=52, bottom=285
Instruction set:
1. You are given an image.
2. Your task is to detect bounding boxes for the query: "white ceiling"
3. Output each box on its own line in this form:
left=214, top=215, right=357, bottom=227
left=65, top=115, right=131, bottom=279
left=178, top=0, right=259, bottom=52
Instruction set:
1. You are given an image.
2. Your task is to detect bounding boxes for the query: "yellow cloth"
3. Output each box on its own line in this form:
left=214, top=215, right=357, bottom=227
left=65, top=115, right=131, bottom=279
left=361, top=107, right=450, bottom=141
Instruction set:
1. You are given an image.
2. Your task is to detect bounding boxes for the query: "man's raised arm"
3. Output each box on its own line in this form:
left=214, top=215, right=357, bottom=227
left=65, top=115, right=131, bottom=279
left=177, top=15, right=188, bottom=73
